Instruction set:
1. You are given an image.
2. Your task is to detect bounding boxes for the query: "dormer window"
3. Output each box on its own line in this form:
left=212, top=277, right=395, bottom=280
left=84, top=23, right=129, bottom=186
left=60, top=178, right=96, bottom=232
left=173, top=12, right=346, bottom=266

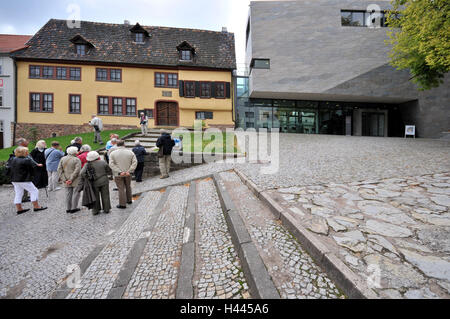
left=130, top=23, right=149, bottom=43
left=135, top=33, right=144, bottom=43
left=70, top=35, right=94, bottom=56
left=177, top=41, right=195, bottom=62
left=76, top=44, right=86, bottom=56
left=180, top=50, right=192, bottom=61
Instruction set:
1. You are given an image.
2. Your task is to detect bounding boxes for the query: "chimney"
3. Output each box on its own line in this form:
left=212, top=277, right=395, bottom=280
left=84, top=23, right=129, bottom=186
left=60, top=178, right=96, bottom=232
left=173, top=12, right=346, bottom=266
left=222, top=27, right=228, bottom=33
left=124, top=20, right=130, bottom=26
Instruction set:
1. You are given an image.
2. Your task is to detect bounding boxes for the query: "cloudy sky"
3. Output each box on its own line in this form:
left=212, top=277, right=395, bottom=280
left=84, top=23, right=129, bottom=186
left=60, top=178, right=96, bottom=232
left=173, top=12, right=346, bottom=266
left=0, top=0, right=252, bottom=64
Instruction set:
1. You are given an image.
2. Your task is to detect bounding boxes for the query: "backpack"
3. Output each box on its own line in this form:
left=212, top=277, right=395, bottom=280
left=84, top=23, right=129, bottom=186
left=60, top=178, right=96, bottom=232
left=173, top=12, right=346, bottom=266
left=5, top=154, right=15, bottom=177
left=86, top=162, right=97, bottom=182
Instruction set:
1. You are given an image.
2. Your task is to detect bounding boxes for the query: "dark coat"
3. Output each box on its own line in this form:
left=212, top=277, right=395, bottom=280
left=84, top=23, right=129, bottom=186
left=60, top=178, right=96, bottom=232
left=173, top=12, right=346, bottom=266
left=156, top=133, right=175, bottom=155
left=132, top=146, right=148, bottom=163
left=79, top=177, right=97, bottom=209
left=9, top=157, right=37, bottom=183
left=30, top=148, right=48, bottom=189
left=65, top=143, right=82, bottom=155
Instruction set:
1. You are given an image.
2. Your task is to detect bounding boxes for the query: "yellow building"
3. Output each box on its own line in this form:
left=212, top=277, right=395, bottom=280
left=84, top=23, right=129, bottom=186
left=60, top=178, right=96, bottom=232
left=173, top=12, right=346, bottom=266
left=13, top=20, right=236, bottom=139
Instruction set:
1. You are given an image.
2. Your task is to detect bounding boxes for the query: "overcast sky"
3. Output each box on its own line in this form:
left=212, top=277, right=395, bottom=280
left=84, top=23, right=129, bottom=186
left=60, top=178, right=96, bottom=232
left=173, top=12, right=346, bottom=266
left=0, top=0, right=252, bottom=64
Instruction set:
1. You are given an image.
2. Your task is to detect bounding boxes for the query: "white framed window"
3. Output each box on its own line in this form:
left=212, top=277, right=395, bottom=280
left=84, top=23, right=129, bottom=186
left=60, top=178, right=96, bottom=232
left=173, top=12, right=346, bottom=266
left=0, top=120, right=3, bottom=132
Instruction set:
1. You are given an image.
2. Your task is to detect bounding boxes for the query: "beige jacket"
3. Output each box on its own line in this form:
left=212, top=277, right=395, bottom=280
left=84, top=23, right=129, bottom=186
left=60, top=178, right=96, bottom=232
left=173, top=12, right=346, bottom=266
left=109, top=147, right=138, bottom=177
left=57, top=155, right=82, bottom=187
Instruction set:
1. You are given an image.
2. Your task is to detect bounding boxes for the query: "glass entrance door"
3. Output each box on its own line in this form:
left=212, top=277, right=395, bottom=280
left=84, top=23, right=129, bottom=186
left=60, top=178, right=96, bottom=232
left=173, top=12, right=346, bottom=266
left=362, top=112, right=385, bottom=137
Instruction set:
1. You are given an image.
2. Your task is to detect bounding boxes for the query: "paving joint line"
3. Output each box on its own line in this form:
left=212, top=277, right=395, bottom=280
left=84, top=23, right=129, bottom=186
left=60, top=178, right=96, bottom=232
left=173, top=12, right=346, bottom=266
left=106, top=187, right=172, bottom=299
left=176, top=182, right=196, bottom=299
left=50, top=193, right=147, bottom=299
left=212, top=173, right=280, bottom=299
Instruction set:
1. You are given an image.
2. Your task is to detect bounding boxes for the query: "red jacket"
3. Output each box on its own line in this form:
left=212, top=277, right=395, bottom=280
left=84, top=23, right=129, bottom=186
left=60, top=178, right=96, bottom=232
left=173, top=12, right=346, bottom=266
left=77, top=151, right=89, bottom=168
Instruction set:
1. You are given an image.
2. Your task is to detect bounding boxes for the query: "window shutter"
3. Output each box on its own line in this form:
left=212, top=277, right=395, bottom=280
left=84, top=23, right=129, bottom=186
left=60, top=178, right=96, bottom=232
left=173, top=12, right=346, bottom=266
left=195, top=81, right=201, bottom=97
left=225, top=82, right=231, bottom=99
left=211, top=82, right=216, bottom=98
left=179, top=80, right=184, bottom=97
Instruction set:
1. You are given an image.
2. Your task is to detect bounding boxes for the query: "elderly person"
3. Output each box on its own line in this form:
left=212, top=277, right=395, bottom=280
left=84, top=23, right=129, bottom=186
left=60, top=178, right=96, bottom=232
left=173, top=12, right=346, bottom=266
left=58, top=146, right=82, bottom=214
left=156, top=129, right=175, bottom=179
left=81, top=151, right=112, bottom=215
left=45, top=141, right=65, bottom=192
left=132, top=140, right=147, bottom=183
left=30, top=140, right=48, bottom=190
left=105, top=134, right=119, bottom=164
left=9, top=147, right=47, bottom=214
left=65, top=136, right=83, bottom=155
left=77, top=144, right=92, bottom=168
left=109, top=140, right=137, bottom=209
left=88, top=114, right=104, bottom=145
left=139, top=112, right=149, bottom=136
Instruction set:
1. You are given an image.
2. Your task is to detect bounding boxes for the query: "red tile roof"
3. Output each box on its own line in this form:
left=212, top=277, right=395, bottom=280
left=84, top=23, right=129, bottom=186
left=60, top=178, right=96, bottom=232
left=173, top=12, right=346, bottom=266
left=0, top=34, right=32, bottom=53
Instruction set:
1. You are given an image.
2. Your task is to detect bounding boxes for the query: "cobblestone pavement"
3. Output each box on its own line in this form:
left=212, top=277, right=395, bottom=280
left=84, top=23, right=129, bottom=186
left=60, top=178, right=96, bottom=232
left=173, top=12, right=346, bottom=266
left=1, top=135, right=449, bottom=299
left=194, top=178, right=250, bottom=299
left=123, top=186, right=189, bottom=299
left=133, top=135, right=449, bottom=194
left=0, top=185, right=133, bottom=299
left=268, top=172, right=450, bottom=298
left=219, top=171, right=344, bottom=299
left=66, top=191, right=162, bottom=299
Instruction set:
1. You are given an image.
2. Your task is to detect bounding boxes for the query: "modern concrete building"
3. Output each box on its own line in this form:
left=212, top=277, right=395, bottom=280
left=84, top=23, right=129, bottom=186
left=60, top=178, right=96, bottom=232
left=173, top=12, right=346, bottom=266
left=237, top=0, right=449, bottom=138
left=0, top=35, right=31, bottom=149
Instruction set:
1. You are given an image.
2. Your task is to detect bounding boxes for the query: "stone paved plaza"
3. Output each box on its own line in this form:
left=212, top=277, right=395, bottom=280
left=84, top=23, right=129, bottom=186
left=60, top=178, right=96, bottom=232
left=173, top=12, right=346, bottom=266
left=0, top=134, right=449, bottom=299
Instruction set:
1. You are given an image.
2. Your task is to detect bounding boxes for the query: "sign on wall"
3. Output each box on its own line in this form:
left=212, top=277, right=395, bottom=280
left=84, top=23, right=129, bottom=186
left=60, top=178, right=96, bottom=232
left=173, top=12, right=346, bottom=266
left=0, top=79, right=3, bottom=87
left=405, top=125, right=416, bottom=138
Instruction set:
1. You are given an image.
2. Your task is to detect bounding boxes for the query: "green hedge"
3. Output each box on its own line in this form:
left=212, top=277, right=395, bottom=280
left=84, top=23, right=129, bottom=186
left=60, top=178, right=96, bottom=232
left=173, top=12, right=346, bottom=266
left=0, top=161, right=10, bottom=185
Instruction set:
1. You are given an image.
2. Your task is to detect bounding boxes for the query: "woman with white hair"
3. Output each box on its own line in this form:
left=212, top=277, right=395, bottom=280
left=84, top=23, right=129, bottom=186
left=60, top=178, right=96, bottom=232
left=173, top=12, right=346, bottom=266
left=30, top=140, right=48, bottom=190
left=80, top=151, right=112, bottom=215
left=77, top=144, right=92, bottom=168
left=57, top=146, right=82, bottom=214
left=9, top=146, right=47, bottom=214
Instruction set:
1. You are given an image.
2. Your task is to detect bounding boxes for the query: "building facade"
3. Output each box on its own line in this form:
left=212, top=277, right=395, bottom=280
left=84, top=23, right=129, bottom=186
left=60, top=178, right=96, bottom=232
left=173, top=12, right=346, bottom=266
left=239, top=0, right=449, bottom=138
left=0, top=35, right=31, bottom=149
left=13, top=20, right=236, bottom=141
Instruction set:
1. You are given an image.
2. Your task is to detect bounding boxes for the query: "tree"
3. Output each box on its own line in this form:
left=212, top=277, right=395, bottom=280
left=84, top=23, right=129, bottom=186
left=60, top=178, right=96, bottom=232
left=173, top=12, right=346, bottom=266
left=386, top=0, right=450, bottom=90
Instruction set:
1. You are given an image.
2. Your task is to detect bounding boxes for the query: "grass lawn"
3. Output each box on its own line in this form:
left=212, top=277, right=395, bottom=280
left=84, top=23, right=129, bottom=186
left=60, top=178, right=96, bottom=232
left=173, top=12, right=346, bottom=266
left=177, top=132, right=240, bottom=154
left=0, top=129, right=139, bottom=162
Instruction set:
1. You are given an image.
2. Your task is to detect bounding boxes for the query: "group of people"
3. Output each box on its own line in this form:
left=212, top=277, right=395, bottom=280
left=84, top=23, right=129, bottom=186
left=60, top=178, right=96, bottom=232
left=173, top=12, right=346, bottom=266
left=6, top=129, right=176, bottom=216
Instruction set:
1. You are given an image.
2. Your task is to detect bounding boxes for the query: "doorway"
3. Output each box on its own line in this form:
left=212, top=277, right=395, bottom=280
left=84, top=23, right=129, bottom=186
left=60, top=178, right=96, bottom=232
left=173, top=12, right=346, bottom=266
left=156, top=102, right=179, bottom=126
left=362, top=112, right=385, bottom=137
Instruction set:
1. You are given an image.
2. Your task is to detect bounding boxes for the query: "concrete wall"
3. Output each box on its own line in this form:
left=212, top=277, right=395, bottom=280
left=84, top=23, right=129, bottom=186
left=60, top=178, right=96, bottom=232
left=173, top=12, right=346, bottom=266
left=246, top=0, right=449, bottom=138
left=0, top=55, right=15, bottom=148
left=399, top=75, right=450, bottom=138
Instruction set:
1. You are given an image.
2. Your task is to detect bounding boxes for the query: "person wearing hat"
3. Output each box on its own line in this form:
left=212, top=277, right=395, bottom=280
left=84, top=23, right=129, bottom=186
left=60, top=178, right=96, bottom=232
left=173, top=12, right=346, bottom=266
left=80, top=151, right=112, bottom=215
left=58, top=146, right=82, bottom=213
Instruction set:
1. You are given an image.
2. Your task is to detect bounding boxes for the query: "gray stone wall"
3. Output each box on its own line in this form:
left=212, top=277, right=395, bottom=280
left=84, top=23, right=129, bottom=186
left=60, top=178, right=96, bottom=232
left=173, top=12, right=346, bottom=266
left=247, top=0, right=449, bottom=138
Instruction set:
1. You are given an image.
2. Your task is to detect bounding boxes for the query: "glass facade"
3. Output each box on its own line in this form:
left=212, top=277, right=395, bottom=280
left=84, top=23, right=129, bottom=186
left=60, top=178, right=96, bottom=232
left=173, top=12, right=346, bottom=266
left=235, top=76, right=397, bottom=136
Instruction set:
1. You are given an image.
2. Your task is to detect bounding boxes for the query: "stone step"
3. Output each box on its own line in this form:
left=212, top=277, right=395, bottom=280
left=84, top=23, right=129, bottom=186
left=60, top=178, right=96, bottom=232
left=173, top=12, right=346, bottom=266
left=64, top=190, right=165, bottom=299
left=215, top=171, right=345, bottom=299
left=125, top=137, right=158, bottom=142
left=124, top=141, right=156, bottom=148
left=192, top=178, right=252, bottom=299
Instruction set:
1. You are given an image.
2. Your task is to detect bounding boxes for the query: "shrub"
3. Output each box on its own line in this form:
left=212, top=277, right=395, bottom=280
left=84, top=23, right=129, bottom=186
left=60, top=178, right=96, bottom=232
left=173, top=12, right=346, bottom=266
left=0, top=162, right=11, bottom=185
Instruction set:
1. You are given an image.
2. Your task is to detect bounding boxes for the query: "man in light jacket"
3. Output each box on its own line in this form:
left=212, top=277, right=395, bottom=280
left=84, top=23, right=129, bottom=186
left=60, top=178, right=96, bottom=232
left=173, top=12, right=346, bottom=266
left=58, top=147, right=82, bottom=213
left=109, top=140, right=138, bottom=209
left=139, top=112, right=149, bottom=136
left=89, top=114, right=104, bottom=145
